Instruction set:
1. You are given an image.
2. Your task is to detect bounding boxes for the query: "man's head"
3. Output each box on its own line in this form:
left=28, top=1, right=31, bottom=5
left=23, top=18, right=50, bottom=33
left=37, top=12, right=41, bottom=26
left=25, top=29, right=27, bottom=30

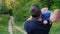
left=30, top=4, right=41, bottom=18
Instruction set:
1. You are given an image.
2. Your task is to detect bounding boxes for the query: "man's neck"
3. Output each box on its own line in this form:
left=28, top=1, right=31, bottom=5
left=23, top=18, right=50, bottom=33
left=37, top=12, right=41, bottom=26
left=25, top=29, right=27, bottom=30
left=32, top=16, right=42, bottom=21
left=37, top=16, right=42, bottom=21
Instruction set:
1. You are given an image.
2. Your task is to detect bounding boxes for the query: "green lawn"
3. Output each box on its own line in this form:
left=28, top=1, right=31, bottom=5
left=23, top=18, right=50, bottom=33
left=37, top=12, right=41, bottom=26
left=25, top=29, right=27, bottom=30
left=49, top=21, right=60, bottom=34
left=0, top=22, right=24, bottom=34
left=0, top=15, right=24, bottom=34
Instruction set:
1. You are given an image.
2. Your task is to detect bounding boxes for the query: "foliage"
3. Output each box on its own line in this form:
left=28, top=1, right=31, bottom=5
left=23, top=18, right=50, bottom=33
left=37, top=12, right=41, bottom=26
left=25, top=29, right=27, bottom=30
left=0, top=0, right=60, bottom=22
left=0, top=0, right=60, bottom=34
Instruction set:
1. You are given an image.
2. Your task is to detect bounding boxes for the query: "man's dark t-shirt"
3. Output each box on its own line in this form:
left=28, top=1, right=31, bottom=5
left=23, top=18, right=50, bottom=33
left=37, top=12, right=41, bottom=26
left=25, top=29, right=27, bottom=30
left=24, top=19, right=52, bottom=34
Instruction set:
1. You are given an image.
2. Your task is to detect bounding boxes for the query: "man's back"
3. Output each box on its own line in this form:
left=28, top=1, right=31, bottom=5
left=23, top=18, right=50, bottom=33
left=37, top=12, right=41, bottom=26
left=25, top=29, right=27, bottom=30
left=24, top=19, right=52, bottom=34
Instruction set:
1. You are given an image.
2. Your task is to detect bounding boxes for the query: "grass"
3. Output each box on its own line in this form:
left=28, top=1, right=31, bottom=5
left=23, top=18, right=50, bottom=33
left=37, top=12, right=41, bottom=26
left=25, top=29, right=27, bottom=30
left=0, top=21, right=60, bottom=34
left=49, top=21, right=60, bottom=34
left=0, top=22, right=24, bottom=34
left=0, top=15, right=24, bottom=34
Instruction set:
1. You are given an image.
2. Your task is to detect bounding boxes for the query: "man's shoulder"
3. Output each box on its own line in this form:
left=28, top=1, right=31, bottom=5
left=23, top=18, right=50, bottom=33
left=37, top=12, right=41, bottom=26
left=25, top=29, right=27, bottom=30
left=24, top=20, right=36, bottom=23
left=24, top=20, right=32, bottom=23
left=24, top=20, right=36, bottom=26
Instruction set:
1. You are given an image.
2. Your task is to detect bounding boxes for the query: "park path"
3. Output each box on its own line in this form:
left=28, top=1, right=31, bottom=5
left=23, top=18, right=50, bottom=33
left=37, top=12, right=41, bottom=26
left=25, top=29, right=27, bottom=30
left=8, top=16, right=27, bottom=34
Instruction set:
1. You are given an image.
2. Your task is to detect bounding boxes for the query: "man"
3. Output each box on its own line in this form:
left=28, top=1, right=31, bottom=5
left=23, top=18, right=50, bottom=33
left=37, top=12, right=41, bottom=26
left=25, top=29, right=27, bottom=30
left=24, top=3, right=60, bottom=34
left=24, top=4, right=53, bottom=34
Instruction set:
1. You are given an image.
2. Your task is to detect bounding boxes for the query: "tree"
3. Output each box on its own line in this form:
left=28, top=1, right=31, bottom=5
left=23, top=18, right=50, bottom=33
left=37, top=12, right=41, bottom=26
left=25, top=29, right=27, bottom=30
left=40, top=0, right=54, bottom=9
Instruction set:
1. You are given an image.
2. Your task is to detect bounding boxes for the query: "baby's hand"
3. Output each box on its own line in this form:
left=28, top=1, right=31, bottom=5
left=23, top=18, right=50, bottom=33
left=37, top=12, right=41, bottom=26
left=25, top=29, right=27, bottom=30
left=43, top=20, right=48, bottom=24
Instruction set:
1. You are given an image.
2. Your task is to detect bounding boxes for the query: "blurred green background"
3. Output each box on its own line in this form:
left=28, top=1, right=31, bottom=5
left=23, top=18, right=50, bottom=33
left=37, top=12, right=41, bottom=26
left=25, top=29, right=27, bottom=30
left=0, top=0, right=60, bottom=34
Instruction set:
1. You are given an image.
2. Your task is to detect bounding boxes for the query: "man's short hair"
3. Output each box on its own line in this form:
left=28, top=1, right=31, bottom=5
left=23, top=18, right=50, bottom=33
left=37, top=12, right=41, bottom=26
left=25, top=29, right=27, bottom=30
left=30, top=4, right=41, bottom=18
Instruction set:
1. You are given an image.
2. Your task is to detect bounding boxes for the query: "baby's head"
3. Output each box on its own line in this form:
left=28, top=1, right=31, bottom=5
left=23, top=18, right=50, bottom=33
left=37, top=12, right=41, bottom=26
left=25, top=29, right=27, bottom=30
left=50, top=9, right=60, bottom=22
